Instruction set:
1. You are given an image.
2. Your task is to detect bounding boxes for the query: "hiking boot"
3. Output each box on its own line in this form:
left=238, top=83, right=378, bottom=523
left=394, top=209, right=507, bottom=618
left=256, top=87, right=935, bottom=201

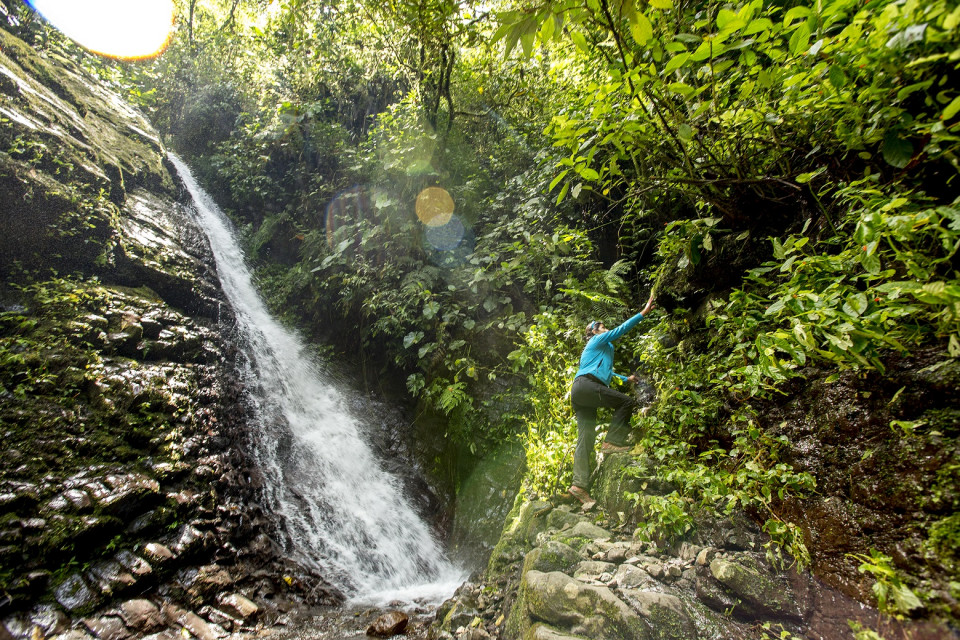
left=600, top=441, right=631, bottom=453
left=568, top=485, right=596, bottom=511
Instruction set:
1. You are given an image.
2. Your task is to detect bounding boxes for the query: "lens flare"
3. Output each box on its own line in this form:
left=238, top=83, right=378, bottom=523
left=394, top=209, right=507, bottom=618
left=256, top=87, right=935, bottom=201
left=25, top=0, right=174, bottom=60
left=415, top=187, right=454, bottom=227
left=425, top=214, right=465, bottom=252
left=430, top=226, right=474, bottom=268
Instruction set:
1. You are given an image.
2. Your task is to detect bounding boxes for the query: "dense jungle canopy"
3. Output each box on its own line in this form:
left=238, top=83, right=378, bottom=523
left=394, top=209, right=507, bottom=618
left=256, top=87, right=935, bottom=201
left=2, top=0, right=959, bottom=633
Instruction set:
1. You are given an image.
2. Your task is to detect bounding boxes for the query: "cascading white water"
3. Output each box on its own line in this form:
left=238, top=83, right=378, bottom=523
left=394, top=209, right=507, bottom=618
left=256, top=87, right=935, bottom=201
left=168, top=154, right=464, bottom=604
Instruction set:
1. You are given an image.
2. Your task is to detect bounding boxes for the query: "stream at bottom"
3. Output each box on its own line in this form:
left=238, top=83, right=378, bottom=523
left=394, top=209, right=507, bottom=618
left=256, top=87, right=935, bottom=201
left=259, top=603, right=442, bottom=640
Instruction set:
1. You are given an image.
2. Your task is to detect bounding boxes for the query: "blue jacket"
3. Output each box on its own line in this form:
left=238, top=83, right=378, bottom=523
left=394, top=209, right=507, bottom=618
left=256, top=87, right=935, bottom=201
left=574, top=312, right=645, bottom=386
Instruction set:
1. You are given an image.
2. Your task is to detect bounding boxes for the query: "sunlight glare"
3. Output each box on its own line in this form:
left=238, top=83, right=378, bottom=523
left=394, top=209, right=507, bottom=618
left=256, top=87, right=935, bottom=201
left=425, top=215, right=465, bottom=251
left=26, top=0, right=174, bottom=59
left=415, top=187, right=454, bottom=227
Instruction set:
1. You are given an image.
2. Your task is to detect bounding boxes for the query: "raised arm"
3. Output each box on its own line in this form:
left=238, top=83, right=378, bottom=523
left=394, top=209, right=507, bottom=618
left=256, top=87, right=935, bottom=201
left=594, top=291, right=656, bottom=344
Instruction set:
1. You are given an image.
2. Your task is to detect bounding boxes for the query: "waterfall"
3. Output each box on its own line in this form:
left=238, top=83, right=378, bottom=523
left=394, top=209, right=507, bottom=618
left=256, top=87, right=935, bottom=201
left=168, top=154, right=464, bottom=604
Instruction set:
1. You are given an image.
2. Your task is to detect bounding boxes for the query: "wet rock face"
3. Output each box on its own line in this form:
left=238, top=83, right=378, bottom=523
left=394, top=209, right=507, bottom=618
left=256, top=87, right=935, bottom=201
left=0, top=28, right=172, bottom=275
left=756, top=351, right=960, bottom=617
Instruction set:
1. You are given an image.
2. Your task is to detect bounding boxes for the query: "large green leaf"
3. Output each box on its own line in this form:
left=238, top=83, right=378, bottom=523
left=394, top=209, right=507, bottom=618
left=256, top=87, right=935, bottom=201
left=942, top=95, right=960, bottom=121
left=664, top=52, right=690, bottom=74
left=882, top=130, right=914, bottom=168
left=631, top=11, right=653, bottom=45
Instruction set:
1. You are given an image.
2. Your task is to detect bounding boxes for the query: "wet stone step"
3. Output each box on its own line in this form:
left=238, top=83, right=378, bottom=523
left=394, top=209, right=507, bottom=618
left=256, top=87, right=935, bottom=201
left=82, top=615, right=130, bottom=640
left=114, top=550, right=153, bottom=579
left=53, top=574, right=100, bottom=613
left=162, top=603, right=227, bottom=640
left=116, top=599, right=165, bottom=634
left=169, top=524, right=206, bottom=556
left=86, top=560, right=137, bottom=598
left=142, top=542, right=176, bottom=565
left=197, top=606, right=241, bottom=632
left=215, top=593, right=259, bottom=621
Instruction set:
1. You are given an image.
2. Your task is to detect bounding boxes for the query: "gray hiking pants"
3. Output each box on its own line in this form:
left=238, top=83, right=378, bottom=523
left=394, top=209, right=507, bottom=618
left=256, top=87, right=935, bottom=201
left=570, top=375, right=637, bottom=489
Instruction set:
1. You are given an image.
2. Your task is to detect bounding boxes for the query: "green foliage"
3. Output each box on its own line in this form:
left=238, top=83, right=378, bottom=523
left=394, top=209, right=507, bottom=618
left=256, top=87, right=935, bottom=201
left=630, top=490, right=694, bottom=542
left=500, top=0, right=960, bottom=225
left=621, top=340, right=815, bottom=564
left=710, top=184, right=960, bottom=397
left=924, top=513, right=960, bottom=575
left=559, top=259, right=632, bottom=318
left=847, top=621, right=887, bottom=640
left=507, top=311, right=581, bottom=494
left=851, top=549, right=925, bottom=618
left=657, top=217, right=724, bottom=271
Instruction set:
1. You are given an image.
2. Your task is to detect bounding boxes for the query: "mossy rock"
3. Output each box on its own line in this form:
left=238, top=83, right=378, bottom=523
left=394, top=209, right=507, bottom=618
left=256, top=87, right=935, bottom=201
left=618, top=590, right=697, bottom=640
left=0, top=28, right=172, bottom=275
left=552, top=521, right=613, bottom=552
left=592, top=454, right=676, bottom=521
left=708, top=554, right=805, bottom=621
left=511, top=570, right=650, bottom=640
left=487, top=495, right=553, bottom=579
left=522, top=541, right=581, bottom=575
left=525, top=623, right=591, bottom=640
left=546, top=505, right=586, bottom=531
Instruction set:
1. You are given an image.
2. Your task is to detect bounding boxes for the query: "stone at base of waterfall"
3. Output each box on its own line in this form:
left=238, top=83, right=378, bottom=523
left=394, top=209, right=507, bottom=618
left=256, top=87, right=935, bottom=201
left=366, top=611, right=408, bottom=637
left=216, top=593, right=259, bottom=620
left=117, top=599, right=165, bottom=634
left=162, top=603, right=227, bottom=640
left=441, top=599, right=480, bottom=631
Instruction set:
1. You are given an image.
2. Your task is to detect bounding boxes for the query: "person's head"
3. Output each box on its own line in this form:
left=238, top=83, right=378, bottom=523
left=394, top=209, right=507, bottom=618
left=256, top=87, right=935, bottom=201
left=584, top=320, right=608, bottom=341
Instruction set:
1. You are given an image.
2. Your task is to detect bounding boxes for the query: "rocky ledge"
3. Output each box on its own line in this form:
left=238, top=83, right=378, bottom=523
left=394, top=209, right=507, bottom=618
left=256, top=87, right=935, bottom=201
left=432, top=452, right=956, bottom=640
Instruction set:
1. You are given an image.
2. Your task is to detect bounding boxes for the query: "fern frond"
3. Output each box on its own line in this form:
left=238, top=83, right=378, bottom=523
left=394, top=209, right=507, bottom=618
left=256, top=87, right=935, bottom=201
left=559, top=288, right=624, bottom=307
left=602, top=259, right=631, bottom=295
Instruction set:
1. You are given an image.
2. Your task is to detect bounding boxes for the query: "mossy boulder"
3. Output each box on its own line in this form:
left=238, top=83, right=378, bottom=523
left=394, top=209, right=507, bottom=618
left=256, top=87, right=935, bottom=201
left=487, top=496, right=553, bottom=579
left=706, top=555, right=805, bottom=621
left=619, top=590, right=697, bottom=640
left=507, top=570, right=650, bottom=640
left=551, top=521, right=613, bottom=552
left=522, top=541, right=581, bottom=575
left=545, top=506, right=586, bottom=531
left=592, top=454, right=674, bottom=517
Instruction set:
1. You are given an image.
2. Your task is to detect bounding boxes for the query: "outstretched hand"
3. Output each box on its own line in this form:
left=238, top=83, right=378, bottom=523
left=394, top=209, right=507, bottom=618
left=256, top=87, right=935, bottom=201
left=641, top=291, right=655, bottom=316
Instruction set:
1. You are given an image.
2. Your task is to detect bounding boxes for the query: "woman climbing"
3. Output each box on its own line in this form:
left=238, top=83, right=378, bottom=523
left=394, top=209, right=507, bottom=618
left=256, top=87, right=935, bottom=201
left=568, top=291, right=655, bottom=510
